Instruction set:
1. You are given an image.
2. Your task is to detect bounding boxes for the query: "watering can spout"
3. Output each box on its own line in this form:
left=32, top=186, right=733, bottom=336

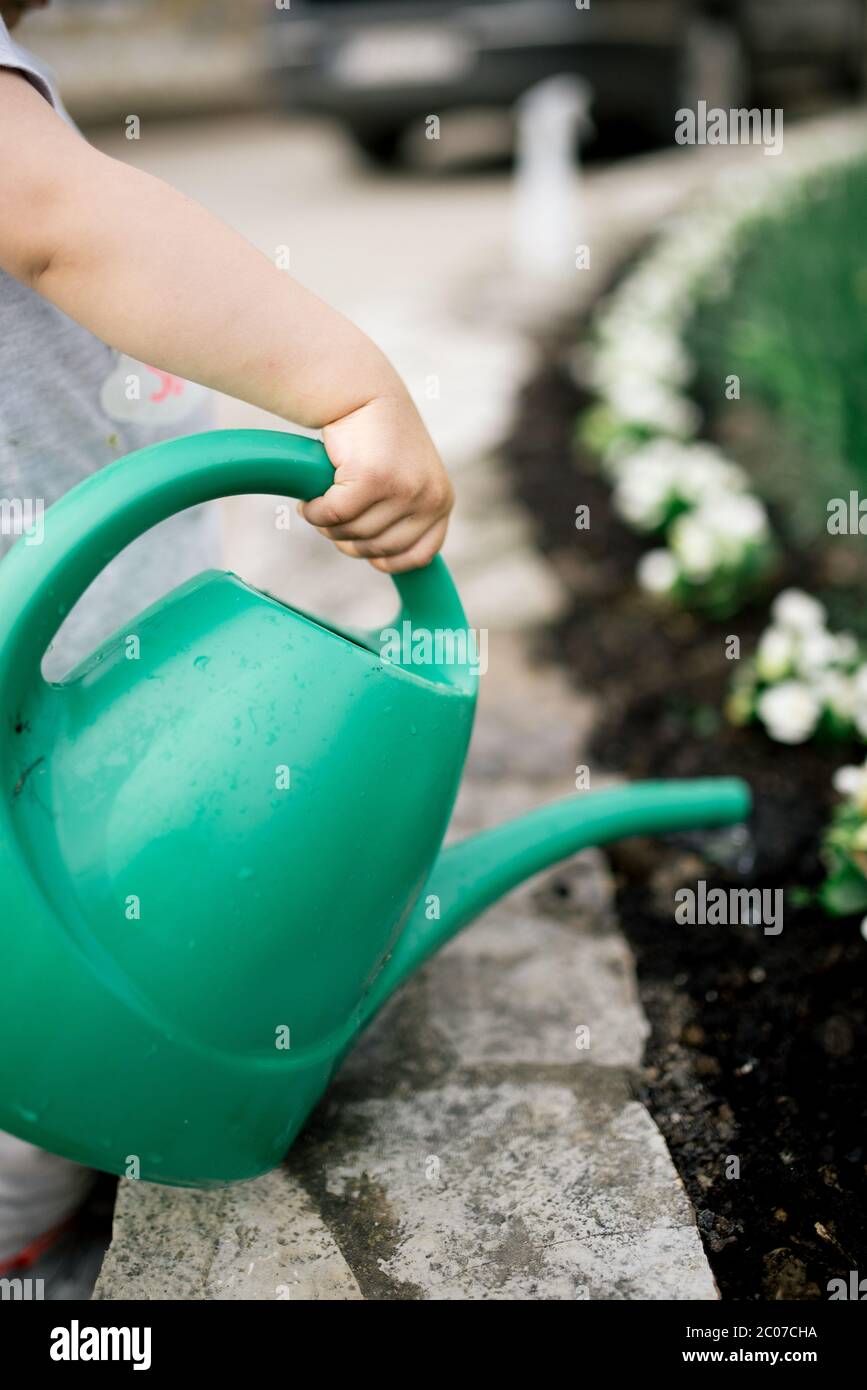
left=360, top=777, right=751, bottom=1024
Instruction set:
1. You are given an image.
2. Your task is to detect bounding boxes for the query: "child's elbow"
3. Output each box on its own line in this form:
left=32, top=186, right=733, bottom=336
left=0, top=69, right=82, bottom=290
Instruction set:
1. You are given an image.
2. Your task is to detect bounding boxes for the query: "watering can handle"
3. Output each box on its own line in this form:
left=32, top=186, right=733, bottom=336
left=0, top=428, right=468, bottom=706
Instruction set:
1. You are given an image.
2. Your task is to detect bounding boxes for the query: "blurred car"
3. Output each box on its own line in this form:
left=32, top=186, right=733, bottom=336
left=265, top=0, right=867, bottom=163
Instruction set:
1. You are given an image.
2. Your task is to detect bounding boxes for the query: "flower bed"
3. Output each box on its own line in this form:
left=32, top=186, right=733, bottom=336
left=509, top=349, right=867, bottom=1303
left=580, top=147, right=867, bottom=922
left=580, top=145, right=867, bottom=616
left=506, top=148, right=867, bottom=1299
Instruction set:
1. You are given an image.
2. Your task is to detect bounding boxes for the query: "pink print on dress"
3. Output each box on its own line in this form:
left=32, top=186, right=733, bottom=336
left=100, top=354, right=209, bottom=426
left=145, top=367, right=186, bottom=404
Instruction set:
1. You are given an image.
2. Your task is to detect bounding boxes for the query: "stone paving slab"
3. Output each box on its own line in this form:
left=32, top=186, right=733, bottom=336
left=95, top=1168, right=362, bottom=1302
left=293, top=1081, right=714, bottom=1301
left=97, top=1032, right=713, bottom=1302
left=424, top=891, right=649, bottom=1070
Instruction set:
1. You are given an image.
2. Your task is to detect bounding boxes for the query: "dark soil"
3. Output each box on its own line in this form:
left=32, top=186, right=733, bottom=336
left=503, top=339, right=867, bottom=1301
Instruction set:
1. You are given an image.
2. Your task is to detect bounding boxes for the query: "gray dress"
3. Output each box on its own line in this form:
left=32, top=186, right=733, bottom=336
left=0, top=15, right=223, bottom=1262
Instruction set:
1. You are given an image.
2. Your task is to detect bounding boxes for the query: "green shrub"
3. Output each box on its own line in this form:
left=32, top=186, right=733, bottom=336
left=688, top=159, right=867, bottom=546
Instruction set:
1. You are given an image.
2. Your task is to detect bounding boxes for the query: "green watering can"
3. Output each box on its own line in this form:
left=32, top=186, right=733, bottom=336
left=0, top=430, right=750, bottom=1187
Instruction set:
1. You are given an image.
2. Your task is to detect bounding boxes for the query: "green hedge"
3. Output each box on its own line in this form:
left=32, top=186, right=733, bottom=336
left=687, top=158, right=867, bottom=548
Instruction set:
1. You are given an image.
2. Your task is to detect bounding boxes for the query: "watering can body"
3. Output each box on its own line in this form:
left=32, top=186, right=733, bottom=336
left=0, top=430, right=750, bottom=1186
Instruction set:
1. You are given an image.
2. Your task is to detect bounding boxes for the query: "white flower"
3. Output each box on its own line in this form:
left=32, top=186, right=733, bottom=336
left=592, top=324, right=693, bottom=391
left=606, top=266, right=691, bottom=323
left=669, top=511, right=719, bottom=581
left=796, top=628, right=845, bottom=677
left=675, top=447, right=748, bottom=504
left=604, top=374, right=700, bottom=438
left=851, top=665, right=867, bottom=739
left=612, top=444, right=682, bottom=530
left=833, top=761, right=867, bottom=803
left=669, top=495, right=768, bottom=582
left=755, top=626, right=794, bottom=682
left=854, top=665, right=867, bottom=702
left=611, top=440, right=755, bottom=549
left=756, top=680, right=821, bottom=744
left=771, top=588, right=827, bottom=635
left=812, top=671, right=856, bottom=720
left=597, top=435, right=636, bottom=478
left=713, top=494, right=768, bottom=546
left=637, top=548, right=679, bottom=595
left=834, top=633, right=859, bottom=667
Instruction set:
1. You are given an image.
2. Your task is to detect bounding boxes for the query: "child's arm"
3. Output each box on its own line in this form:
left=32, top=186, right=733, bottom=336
left=0, top=71, right=453, bottom=572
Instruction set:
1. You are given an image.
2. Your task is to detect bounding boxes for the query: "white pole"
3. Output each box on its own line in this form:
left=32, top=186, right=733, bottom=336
left=512, top=74, right=592, bottom=280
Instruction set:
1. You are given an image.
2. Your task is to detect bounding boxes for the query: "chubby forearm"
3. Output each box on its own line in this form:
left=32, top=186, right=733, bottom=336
left=36, top=157, right=404, bottom=428
left=0, top=71, right=402, bottom=428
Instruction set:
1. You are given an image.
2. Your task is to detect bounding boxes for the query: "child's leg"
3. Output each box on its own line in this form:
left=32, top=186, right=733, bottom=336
left=0, top=1130, right=95, bottom=1268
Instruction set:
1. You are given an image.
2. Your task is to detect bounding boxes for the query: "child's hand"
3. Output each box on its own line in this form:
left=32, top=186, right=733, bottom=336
left=299, top=394, right=454, bottom=573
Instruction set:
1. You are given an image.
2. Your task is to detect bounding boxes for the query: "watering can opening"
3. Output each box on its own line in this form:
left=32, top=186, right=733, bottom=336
left=216, top=567, right=482, bottom=698
left=43, top=565, right=476, bottom=702
left=0, top=429, right=753, bottom=1187
left=264, top=585, right=482, bottom=697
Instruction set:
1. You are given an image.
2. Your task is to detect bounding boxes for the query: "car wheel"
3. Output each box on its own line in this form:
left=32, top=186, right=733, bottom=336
left=349, top=124, right=406, bottom=167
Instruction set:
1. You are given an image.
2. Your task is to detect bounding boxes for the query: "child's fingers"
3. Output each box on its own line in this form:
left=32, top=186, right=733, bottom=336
left=329, top=515, right=432, bottom=560
left=301, top=469, right=449, bottom=534
left=314, top=498, right=403, bottom=541
left=299, top=479, right=380, bottom=530
left=368, top=518, right=449, bottom=573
